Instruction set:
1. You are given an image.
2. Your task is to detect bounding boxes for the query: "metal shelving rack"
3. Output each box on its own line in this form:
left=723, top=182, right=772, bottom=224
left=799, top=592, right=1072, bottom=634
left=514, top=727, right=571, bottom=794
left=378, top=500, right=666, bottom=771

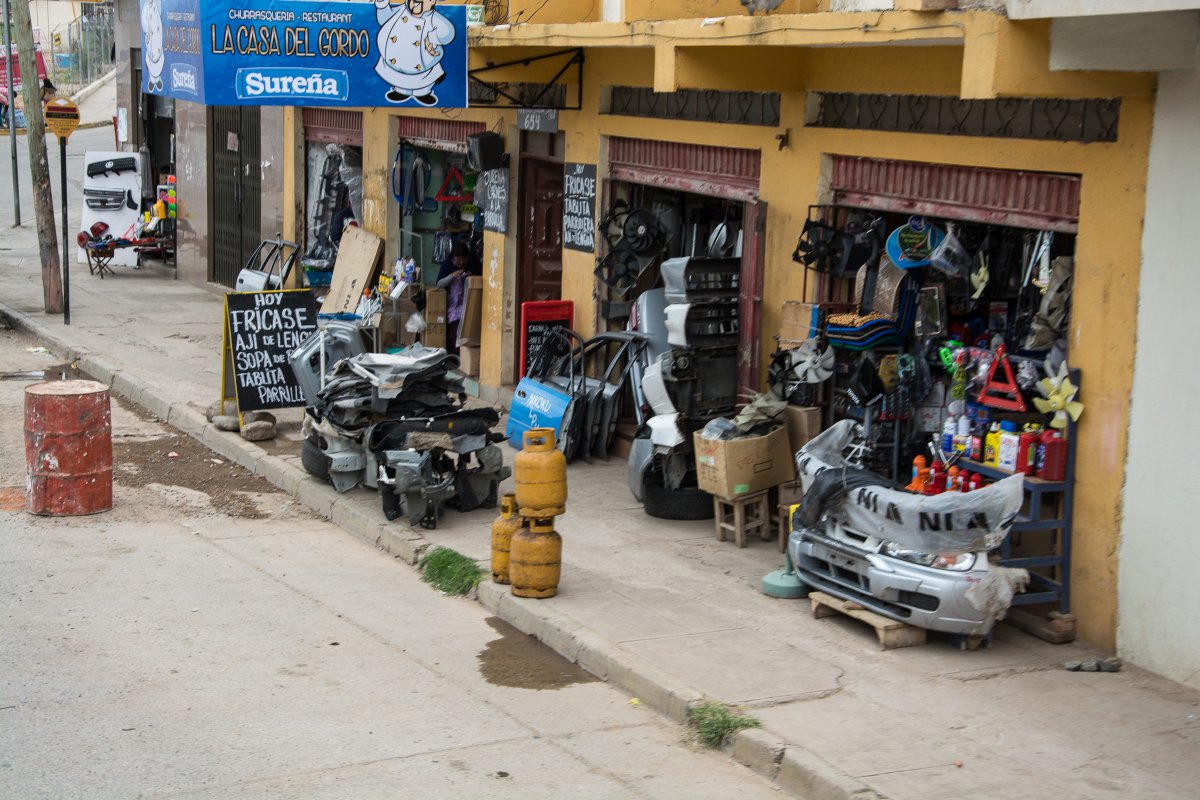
left=958, top=370, right=1080, bottom=615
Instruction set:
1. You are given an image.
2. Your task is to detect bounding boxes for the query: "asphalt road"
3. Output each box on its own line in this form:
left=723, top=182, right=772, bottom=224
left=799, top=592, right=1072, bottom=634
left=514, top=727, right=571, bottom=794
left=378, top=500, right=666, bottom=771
left=0, top=321, right=783, bottom=796
left=0, top=124, right=111, bottom=234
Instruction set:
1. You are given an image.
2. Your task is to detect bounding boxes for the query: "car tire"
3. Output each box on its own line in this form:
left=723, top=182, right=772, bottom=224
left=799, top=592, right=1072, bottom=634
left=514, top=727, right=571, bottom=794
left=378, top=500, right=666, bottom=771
left=301, top=436, right=332, bottom=481
left=642, top=469, right=714, bottom=520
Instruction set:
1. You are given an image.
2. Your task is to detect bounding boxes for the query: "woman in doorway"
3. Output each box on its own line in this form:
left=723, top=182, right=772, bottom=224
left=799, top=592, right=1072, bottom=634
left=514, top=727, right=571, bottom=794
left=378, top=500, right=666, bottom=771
left=435, top=240, right=481, bottom=356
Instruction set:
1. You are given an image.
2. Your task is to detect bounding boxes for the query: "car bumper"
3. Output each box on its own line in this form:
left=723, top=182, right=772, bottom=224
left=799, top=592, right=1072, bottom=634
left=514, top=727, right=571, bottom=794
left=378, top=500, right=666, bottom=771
left=789, top=526, right=992, bottom=636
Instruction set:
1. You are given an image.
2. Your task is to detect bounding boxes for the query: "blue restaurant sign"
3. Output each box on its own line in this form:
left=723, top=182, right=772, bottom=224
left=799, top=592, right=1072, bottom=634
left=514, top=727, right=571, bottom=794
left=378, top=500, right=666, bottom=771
left=138, top=0, right=468, bottom=108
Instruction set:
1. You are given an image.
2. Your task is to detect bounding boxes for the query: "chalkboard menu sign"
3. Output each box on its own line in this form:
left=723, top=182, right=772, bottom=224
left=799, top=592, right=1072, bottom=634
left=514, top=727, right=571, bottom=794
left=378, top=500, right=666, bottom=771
left=221, top=289, right=319, bottom=413
left=519, top=300, right=574, bottom=378
left=563, top=162, right=596, bottom=253
left=475, top=168, right=508, bottom=233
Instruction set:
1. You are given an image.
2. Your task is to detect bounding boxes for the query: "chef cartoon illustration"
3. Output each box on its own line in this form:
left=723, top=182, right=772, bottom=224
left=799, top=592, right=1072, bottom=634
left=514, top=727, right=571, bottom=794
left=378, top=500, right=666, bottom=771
left=141, top=0, right=165, bottom=92
left=374, top=0, right=456, bottom=106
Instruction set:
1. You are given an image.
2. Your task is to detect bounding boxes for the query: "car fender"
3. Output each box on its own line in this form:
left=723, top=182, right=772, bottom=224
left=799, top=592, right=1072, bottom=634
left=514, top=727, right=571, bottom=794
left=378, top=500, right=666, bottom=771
left=627, top=434, right=653, bottom=501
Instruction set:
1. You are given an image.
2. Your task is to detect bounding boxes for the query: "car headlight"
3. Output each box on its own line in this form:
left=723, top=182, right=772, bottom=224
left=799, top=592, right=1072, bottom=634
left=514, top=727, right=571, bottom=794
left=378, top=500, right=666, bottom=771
left=882, top=542, right=976, bottom=572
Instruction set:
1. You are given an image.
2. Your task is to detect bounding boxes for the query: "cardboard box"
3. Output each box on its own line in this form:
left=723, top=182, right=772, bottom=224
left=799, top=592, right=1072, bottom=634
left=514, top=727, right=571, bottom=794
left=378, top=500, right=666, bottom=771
left=458, top=345, right=481, bottom=377
left=381, top=299, right=420, bottom=348
left=784, top=406, right=822, bottom=455
left=423, top=288, right=447, bottom=349
left=424, top=288, right=447, bottom=324
left=779, top=301, right=820, bottom=348
left=693, top=426, right=795, bottom=499
left=458, top=276, right=483, bottom=345
left=777, top=479, right=805, bottom=508
left=320, top=227, right=384, bottom=316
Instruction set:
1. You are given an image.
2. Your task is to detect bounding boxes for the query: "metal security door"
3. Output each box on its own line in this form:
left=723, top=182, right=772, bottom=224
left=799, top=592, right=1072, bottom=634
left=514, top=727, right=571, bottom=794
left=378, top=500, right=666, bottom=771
left=210, top=106, right=261, bottom=287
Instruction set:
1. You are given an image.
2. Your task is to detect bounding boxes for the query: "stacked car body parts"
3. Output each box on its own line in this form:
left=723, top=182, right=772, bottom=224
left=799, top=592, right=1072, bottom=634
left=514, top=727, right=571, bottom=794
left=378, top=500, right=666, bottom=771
left=626, top=256, right=741, bottom=520
left=509, top=329, right=653, bottom=464
left=290, top=323, right=510, bottom=528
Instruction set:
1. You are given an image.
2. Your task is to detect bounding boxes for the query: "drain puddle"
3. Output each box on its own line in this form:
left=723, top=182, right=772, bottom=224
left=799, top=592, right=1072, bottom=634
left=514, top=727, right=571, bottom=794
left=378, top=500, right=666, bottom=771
left=478, top=616, right=598, bottom=690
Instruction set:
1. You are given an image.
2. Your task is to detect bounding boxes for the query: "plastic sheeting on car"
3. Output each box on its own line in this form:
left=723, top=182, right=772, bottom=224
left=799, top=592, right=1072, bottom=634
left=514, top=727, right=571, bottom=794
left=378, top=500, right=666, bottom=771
left=796, top=419, right=1024, bottom=555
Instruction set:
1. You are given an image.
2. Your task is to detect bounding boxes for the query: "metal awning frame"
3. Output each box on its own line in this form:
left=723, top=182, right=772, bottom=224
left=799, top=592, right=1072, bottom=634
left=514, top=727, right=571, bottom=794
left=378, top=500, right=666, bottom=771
left=468, top=48, right=584, bottom=110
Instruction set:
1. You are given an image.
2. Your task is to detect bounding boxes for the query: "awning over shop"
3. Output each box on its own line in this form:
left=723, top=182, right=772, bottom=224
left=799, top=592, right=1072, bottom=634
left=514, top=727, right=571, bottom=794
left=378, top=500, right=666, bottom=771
left=138, top=0, right=468, bottom=108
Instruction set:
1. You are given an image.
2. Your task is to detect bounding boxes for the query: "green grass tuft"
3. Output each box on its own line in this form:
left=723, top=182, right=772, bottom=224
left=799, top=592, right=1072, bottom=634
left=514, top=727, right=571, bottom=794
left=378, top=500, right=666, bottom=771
left=419, top=547, right=485, bottom=596
left=688, top=701, right=762, bottom=749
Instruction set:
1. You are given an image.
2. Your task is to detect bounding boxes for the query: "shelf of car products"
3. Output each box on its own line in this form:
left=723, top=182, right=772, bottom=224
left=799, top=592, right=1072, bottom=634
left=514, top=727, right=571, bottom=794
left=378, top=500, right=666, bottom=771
left=957, top=401, right=1076, bottom=614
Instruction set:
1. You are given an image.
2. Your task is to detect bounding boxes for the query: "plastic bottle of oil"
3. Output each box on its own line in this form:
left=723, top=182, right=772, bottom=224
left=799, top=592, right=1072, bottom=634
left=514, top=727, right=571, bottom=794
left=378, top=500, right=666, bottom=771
left=983, top=423, right=1001, bottom=467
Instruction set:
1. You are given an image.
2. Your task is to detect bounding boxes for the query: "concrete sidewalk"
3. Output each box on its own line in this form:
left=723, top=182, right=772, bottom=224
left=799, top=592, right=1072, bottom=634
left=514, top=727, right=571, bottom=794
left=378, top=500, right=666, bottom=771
left=2, top=237, right=1198, bottom=797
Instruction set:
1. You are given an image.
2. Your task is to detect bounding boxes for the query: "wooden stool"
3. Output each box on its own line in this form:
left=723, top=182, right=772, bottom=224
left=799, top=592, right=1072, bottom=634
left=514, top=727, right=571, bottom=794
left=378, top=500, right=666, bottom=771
left=713, top=490, right=771, bottom=548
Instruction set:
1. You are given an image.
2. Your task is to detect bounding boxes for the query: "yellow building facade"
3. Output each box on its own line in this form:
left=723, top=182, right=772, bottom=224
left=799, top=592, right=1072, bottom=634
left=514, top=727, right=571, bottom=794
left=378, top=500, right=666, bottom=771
left=279, top=3, right=1152, bottom=650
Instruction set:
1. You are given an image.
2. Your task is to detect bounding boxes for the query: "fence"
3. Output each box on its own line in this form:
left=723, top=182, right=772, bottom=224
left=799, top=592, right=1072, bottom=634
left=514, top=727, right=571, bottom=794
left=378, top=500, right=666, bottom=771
left=44, top=2, right=114, bottom=95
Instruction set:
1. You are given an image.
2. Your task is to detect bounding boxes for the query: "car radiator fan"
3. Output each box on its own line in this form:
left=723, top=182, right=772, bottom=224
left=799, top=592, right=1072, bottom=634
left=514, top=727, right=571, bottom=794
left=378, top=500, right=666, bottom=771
left=770, top=338, right=834, bottom=404
left=1032, top=361, right=1083, bottom=429
left=792, top=218, right=845, bottom=273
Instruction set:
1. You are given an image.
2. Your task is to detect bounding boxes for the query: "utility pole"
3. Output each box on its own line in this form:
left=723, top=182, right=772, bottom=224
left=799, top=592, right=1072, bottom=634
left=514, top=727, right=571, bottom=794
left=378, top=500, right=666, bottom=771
left=11, top=0, right=61, bottom=314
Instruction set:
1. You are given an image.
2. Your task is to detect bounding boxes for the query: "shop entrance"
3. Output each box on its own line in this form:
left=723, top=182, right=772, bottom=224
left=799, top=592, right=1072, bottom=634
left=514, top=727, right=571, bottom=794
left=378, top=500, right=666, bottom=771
left=783, top=154, right=1082, bottom=620
left=209, top=106, right=261, bottom=288
left=603, top=137, right=764, bottom=394
left=298, top=109, right=363, bottom=289
left=514, top=135, right=564, bottom=382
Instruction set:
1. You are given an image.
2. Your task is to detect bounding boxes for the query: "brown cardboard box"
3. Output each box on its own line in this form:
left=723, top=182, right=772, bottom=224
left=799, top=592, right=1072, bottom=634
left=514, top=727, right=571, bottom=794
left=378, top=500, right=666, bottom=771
left=458, top=276, right=484, bottom=345
left=779, top=301, right=820, bottom=348
left=423, top=288, right=447, bottom=349
left=456, top=345, right=480, bottom=376
left=458, top=345, right=481, bottom=377
left=777, top=479, right=805, bottom=508
left=320, top=227, right=384, bottom=315
left=785, top=406, right=822, bottom=455
left=693, top=426, right=795, bottom=498
left=381, top=298, right=419, bottom=348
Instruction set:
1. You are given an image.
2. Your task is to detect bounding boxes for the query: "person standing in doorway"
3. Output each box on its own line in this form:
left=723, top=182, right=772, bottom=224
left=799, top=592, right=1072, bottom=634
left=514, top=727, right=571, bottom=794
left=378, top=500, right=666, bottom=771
left=436, top=241, right=481, bottom=356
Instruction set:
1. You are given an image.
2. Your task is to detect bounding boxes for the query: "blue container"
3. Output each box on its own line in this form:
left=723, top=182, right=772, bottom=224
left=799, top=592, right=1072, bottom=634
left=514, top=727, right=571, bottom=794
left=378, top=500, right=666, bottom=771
left=506, top=377, right=572, bottom=451
left=305, top=268, right=333, bottom=287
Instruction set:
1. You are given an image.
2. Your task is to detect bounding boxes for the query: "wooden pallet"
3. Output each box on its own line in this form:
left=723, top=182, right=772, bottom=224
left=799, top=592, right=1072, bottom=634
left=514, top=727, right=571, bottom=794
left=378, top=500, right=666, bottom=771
left=808, top=590, right=927, bottom=650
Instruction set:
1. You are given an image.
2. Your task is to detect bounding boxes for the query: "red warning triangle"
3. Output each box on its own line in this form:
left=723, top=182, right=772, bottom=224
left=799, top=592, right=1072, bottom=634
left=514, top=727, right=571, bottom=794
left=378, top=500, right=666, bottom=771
left=980, top=345, right=1027, bottom=412
left=435, top=166, right=472, bottom=203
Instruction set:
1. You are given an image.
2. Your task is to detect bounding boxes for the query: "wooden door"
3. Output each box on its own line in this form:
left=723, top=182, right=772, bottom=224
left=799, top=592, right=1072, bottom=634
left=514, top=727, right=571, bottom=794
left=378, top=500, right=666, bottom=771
left=515, top=156, right=564, bottom=378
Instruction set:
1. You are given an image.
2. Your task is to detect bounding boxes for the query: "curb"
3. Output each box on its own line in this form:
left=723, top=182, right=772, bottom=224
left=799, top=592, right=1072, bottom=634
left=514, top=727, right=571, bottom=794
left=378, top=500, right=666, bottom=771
left=69, top=70, right=118, bottom=106
left=0, top=301, right=881, bottom=800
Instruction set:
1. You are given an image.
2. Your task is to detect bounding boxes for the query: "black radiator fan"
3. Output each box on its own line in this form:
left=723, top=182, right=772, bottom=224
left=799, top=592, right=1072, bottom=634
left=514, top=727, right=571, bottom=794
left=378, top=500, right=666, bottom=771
left=792, top=217, right=846, bottom=273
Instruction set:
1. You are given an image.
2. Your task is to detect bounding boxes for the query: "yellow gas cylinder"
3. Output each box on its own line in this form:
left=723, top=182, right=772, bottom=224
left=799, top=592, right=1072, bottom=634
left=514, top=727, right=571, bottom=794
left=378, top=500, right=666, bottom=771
left=514, top=428, right=567, bottom=517
left=509, top=517, right=562, bottom=599
left=490, top=493, right=522, bottom=585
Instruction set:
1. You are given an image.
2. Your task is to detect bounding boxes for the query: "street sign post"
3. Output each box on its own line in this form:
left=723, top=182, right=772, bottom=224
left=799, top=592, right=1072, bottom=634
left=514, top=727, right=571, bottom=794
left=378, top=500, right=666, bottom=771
left=45, top=98, right=80, bottom=325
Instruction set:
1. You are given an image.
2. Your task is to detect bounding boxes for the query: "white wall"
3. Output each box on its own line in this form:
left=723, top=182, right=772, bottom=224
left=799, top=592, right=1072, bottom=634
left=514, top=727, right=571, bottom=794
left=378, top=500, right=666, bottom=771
left=1009, top=0, right=1200, bottom=19
left=1119, top=43, right=1200, bottom=691
left=1050, top=12, right=1200, bottom=71
left=29, top=0, right=78, bottom=47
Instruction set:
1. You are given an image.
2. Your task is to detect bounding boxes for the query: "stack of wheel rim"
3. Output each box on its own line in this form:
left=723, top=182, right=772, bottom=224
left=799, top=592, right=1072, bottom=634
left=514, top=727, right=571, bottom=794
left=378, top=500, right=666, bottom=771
left=504, top=428, right=566, bottom=598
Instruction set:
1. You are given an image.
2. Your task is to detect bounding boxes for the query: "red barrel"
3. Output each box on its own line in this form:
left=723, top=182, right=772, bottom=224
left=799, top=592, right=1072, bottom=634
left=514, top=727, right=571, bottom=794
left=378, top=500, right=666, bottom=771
left=24, top=380, right=113, bottom=516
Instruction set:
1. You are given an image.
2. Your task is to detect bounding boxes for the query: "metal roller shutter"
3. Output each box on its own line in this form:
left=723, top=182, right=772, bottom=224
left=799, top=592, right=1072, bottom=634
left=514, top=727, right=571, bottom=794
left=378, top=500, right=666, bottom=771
left=830, top=156, right=1081, bottom=233
left=302, top=109, right=363, bottom=147
left=397, top=117, right=487, bottom=153
left=609, top=137, right=761, bottom=201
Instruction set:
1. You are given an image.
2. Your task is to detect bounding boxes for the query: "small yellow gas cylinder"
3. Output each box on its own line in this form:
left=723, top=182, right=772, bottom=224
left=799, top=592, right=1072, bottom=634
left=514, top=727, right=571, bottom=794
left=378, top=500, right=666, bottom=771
left=509, top=517, right=562, bottom=599
left=514, top=428, right=567, bottom=517
left=490, top=493, right=522, bottom=585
